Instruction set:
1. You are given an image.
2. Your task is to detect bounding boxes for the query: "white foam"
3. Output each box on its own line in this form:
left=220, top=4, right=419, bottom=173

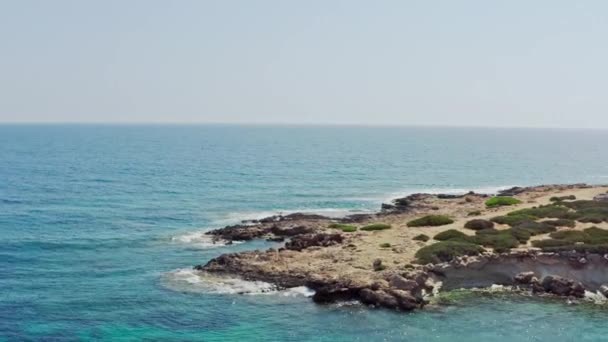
left=170, top=232, right=243, bottom=249
left=584, top=290, right=608, bottom=304
left=161, top=268, right=315, bottom=297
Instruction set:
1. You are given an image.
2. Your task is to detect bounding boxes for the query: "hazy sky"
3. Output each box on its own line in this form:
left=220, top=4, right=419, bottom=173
left=1, top=1, right=608, bottom=127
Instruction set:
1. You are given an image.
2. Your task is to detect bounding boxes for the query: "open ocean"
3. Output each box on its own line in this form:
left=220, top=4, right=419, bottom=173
left=2, top=124, right=608, bottom=341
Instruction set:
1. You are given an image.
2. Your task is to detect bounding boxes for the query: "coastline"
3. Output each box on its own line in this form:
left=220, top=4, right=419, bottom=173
left=194, top=184, right=608, bottom=311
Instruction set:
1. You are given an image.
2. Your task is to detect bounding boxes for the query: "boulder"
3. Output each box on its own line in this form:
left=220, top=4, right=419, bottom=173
left=514, top=271, right=536, bottom=284
left=373, top=259, right=384, bottom=271
left=593, top=193, right=608, bottom=202
left=541, top=275, right=585, bottom=298
left=388, top=274, right=418, bottom=291
left=599, top=285, right=608, bottom=298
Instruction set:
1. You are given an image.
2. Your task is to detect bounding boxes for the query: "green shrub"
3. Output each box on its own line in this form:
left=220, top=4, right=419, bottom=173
left=464, top=219, right=494, bottom=231
left=415, top=241, right=485, bottom=264
left=543, top=219, right=576, bottom=228
left=467, top=210, right=482, bottom=217
left=413, top=234, right=430, bottom=242
left=379, top=243, right=391, bottom=248
left=329, top=223, right=357, bottom=232
left=563, top=200, right=608, bottom=211
left=360, top=223, right=392, bottom=231
left=532, top=227, right=608, bottom=251
left=575, top=208, right=608, bottom=223
left=584, top=227, right=608, bottom=243
left=407, top=215, right=454, bottom=227
left=513, top=221, right=556, bottom=235
left=507, top=205, right=572, bottom=219
left=506, top=227, right=532, bottom=243
left=549, top=230, right=589, bottom=243
left=550, top=195, right=576, bottom=202
left=433, top=229, right=469, bottom=241
left=532, top=239, right=573, bottom=248
left=471, top=229, right=520, bottom=253
left=491, top=214, right=536, bottom=227
left=485, top=196, right=521, bottom=207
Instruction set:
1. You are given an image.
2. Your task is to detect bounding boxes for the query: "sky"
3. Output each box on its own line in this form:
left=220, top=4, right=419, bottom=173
left=1, top=0, right=608, bottom=128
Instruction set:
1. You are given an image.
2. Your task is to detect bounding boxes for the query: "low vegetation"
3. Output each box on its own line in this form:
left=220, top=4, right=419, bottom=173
left=485, top=196, right=521, bottom=208
left=550, top=195, right=576, bottom=202
left=471, top=229, right=520, bottom=253
left=491, top=214, right=536, bottom=226
left=507, top=205, right=574, bottom=219
left=542, top=218, right=576, bottom=228
left=433, top=229, right=468, bottom=241
left=532, top=227, right=608, bottom=251
left=360, top=223, right=392, bottom=231
left=464, top=219, right=494, bottom=231
left=407, top=215, right=454, bottom=227
left=412, top=234, right=430, bottom=242
left=467, top=210, right=482, bottom=216
left=328, top=223, right=357, bottom=232
left=379, top=242, right=391, bottom=248
left=415, top=241, right=485, bottom=264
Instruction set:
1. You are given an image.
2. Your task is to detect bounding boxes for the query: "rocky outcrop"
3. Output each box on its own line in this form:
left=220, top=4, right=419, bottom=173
left=284, top=233, right=343, bottom=251
left=206, top=214, right=330, bottom=242
left=428, top=250, right=608, bottom=300
left=541, top=275, right=585, bottom=298
left=594, top=193, right=608, bottom=202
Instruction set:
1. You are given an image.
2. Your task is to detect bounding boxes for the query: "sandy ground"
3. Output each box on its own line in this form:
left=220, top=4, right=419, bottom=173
left=242, top=185, right=608, bottom=287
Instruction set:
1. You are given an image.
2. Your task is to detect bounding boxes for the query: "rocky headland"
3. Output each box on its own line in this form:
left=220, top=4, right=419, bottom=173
left=194, top=184, right=608, bottom=311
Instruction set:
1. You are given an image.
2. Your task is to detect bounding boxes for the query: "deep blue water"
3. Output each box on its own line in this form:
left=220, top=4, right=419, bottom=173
left=2, top=124, right=608, bottom=341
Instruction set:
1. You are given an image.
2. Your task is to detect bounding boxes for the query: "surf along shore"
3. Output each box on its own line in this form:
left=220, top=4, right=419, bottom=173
left=194, top=184, right=608, bottom=311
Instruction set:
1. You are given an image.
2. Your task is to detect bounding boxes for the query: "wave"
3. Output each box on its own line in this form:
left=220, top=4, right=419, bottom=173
left=161, top=268, right=314, bottom=297
left=170, top=232, right=243, bottom=249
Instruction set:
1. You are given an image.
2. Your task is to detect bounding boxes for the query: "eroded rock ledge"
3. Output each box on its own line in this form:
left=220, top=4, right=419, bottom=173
left=194, top=183, right=608, bottom=311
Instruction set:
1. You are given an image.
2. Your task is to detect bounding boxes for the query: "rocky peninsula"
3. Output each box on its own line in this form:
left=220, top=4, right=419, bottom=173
left=194, top=184, right=608, bottom=311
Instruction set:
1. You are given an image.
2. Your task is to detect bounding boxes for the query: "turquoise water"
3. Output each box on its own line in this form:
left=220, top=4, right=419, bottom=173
left=2, top=124, right=608, bottom=341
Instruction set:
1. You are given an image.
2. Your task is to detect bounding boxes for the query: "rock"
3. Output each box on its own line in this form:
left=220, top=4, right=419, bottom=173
left=389, top=289, right=419, bottom=311
left=514, top=271, right=536, bottom=284
left=359, top=289, right=397, bottom=309
left=284, top=233, right=343, bottom=251
left=312, top=285, right=358, bottom=303
left=593, top=193, right=608, bottom=202
left=388, top=274, right=418, bottom=291
left=541, top=275, right=585, bottom=298
left=373, top=259, right=384, bottom=271
left=599, top=285, right=608, bottom=297
left=498, top=187, right=527, bottom=196
left=358, top=288, right=419, bottom=311
left=270, top=225, right=313, bottom=236
left=266, top=236, right=285, bottom=242
left=280, top=213, right=330, bottom=221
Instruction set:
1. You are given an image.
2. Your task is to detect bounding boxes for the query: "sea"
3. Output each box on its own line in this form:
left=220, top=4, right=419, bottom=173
left=2, top=124, right=608, bottom=341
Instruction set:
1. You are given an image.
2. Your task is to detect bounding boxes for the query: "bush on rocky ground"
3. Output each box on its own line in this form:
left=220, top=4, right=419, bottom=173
left=464, top=219, right=494, bottom=230
left=414, top=241, right=485, bottom=264
left=360, top=223, right=392, bottom=231
left=407, top=215, right=454, bottom=227
left=485, top=196, right=521, bottom=207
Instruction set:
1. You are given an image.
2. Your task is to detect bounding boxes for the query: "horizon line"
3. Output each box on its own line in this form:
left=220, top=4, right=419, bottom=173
left=0, top=121, right=606, bottom=131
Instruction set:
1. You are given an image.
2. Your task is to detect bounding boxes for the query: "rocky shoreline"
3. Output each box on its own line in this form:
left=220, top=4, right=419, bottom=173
left=194, top=184, right=608, bottom=311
